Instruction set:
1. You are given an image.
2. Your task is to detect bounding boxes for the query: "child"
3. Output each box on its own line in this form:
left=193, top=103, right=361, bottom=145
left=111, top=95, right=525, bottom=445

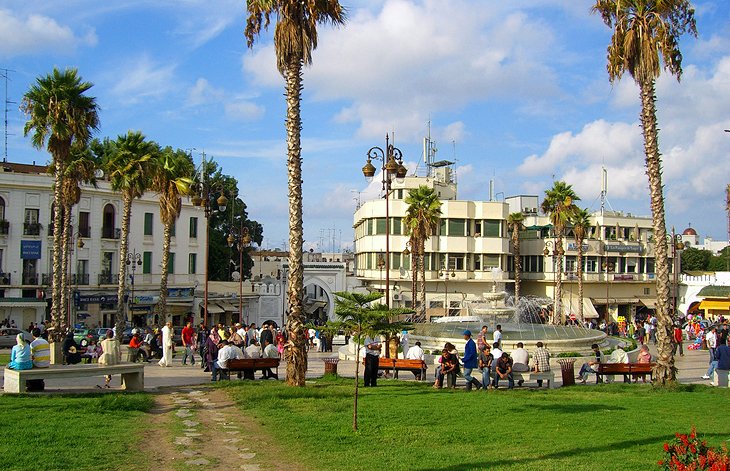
left=85, top=339, right=101, bottom=363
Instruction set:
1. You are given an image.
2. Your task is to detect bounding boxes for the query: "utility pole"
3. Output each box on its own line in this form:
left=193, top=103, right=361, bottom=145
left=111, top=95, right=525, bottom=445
left=0, top=68, right=15, bottom=163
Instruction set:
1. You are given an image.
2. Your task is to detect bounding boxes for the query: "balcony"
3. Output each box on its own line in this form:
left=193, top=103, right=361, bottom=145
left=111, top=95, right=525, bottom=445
left=22, top=274, right=39, bottom=285
left=0, top=220, right=8, bottom=235
left=98, top=273, right=119, bottom=285
left=72, top=273, right=90, bottom=285
left=101, top=227, right=121, bottom=239
left=0, top=273, right=10, bottom=285
left=24, top=222, right=42, bottom=236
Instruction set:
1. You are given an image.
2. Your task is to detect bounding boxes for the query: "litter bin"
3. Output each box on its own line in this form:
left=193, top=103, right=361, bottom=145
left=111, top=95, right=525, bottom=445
left=558, top=358, right=577, bottom=387
left=323, top=358, right=340, bottom=376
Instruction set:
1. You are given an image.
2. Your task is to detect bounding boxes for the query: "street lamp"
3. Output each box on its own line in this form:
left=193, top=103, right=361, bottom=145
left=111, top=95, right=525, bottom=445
left=126, top=249, right=142, bottom=323
left=544, top=240, right=557, bottom=323
left=362, top=134, right=407, bottom=308
left=668, top=227, right=685, bottom=319
left=190, top=151, right=228, bottom=327
left=227, top=221, right=251, bottom=325
left=438, top=269, right=455, bottom=316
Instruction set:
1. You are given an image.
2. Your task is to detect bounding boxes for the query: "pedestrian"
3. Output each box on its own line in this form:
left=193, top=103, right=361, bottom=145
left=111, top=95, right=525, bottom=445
left=181, top=321, right=196, bottom=366
left=462, top=330, right=482, bottom=391
left=478, top=344, right=493, bottom=389
left=158, top=321, right=174, bottom=367
left=531, top=342, right=551, bottom=388
left=673, top=323, right=684, bottom=357
left=493, top=324, right=503, bottom=349
left=98, top=330, right=121, bottom=388
left=363, top=335, right=381, bottom=387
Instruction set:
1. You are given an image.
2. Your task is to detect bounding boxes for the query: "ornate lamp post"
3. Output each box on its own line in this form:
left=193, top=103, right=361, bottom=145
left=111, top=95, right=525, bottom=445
left=362, top=134, right=407, bottom=308
left=126, top=249, right=142, bottom=323
left=227, top=223, right=251, bottom=325
left=668, top=227, right=685, bottom=319
left=190, top=152, right=228, bottom=327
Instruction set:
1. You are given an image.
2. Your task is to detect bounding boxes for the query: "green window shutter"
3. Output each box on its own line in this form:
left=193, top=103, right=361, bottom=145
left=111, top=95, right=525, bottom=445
left=167, top=253, right=175, bottom=274
left=188, top=253, right=197, bottom=274
left=143, top=251, right=152, bottom=274
left=189, top=217, right=198, bottom=238
left=144, top=213, right=153, bottom=236
left=484, top=220, right=500, bottom=237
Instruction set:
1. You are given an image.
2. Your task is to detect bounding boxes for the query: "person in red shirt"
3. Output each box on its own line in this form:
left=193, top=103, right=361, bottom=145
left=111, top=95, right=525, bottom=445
left=128, top=332, right=143, bottom=362
left=181, top=321, right=197, bottom=366
left=673, top=324, right=684, bottom=357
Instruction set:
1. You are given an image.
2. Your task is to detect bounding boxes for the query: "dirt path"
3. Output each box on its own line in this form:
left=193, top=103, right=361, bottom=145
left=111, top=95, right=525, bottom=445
left=139, top=386, right=306, bottom=471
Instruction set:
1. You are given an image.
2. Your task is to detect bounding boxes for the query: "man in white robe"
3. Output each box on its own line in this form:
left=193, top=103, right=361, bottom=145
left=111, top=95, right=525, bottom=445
left=158, top=321, right=174, bottom=367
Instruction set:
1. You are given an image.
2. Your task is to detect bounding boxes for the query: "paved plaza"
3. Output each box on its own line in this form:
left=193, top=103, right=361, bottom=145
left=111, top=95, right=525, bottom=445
left=0, top=343, right=719, bottom=393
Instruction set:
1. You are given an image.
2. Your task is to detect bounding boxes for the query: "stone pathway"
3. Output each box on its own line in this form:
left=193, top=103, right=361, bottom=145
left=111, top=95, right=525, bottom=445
left=150, top=387, right=266, bottom=470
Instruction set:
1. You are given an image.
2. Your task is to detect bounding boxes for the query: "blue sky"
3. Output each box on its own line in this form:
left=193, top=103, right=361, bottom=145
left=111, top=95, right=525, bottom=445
left=1, top=0, right=729, bottom=251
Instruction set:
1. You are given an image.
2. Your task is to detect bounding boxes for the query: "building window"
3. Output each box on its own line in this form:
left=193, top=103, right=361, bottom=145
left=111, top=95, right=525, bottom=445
left=448, top=219, right=465, bottom=237
left=483, top=255, right=500, bottom=269
left=643, top=287, right=651, bottom=295
left=646, top=258, right=655, bottom=274
left=391, top=217, right=401, bottom=235
left=439, top=219, right=447, bottom=235
left=24, top=208, right=41, bottom=235
left=483, top=220, right=501, bottom=237
left=0, top=196, right=5, bottom=220
left=448, top=253, right=465, bottom=270
left=167, top=252, right=175, bottom=274
left=565, top=256, right=576, bottom=273
left=475, top=254, right=481, bottom=270
left=78, top=211, right=90, bottom=238
left=585, top=256, right=597, bottom=273
left=391, top=253, right=401, bottom=270
left=102, top=204, right=116, bottom=239
left=189, top=217, right=198, bottom=238
left=474, top=220, right=482, bottom=237
left=170, top=221, right=176, bottom=237
left=144, top=213, right=153, bottom=236
left=188, top=253, right=197, bottom=274
left=375, top=218, right=387, bottom=235
left=143, top=251, right=152, bottom=274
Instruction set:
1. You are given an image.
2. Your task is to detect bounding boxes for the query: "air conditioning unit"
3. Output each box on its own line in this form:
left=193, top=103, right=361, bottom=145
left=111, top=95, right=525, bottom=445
left=392, top=294, right=402, bottom=301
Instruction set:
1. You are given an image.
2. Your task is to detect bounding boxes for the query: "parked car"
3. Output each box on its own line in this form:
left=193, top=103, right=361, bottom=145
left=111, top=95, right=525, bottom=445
left=73, top=328, right=98, bottom=347
left=0, top=328, right=34, bottom=347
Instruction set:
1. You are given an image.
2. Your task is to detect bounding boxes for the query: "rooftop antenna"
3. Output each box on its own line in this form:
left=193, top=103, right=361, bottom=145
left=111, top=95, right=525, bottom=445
left=423, top=120, right=437, bottom=177
left=1, top=68, right=15, bottom=163
left=599, top=165, right=615, bottom=214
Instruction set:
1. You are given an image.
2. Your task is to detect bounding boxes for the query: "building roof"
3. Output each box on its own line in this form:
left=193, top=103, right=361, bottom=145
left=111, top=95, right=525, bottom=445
left=0, top=162, right=49, bottom=174
left=682, top=227, right=697, bottom=236
left=697, top=285, right=730, bottom=298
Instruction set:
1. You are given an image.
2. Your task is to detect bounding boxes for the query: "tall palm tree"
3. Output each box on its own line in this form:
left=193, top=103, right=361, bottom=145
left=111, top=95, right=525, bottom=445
left=403, top=186, right=442, bottom=321
left=151, top=147, right=195, bottom=324
left=571, top=208, right=592, bottom=323
left=21, top=68, right=99, bottom=341
left=103, top=131, right=157, bottom=342
left=541, top=181, right=579, bottom=324
left=507, top=212, right=525, bottom=302
left=592, top=0, right=696, bottom=385
left=245, top=0, right=346, bottom=387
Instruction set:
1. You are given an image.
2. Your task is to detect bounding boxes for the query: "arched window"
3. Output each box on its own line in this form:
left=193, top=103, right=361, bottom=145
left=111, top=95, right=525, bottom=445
left=102, top=204, right=116, bottom=239
left=0, top=197, right=6, bottom=235
left=0, top=196, right=5, bottom=220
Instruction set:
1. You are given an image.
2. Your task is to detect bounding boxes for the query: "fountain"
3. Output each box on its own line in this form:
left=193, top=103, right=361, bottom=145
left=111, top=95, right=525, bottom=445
left=412, top=269, right=608, bottom=354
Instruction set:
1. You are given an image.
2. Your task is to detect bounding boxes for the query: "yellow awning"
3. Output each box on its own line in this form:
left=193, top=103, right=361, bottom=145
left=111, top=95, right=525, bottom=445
left=698, top=300, right=730, bottom=311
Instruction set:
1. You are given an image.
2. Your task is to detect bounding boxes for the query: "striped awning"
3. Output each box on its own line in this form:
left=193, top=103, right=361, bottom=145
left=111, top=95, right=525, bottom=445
left=206, top=303, right=224, bottom=314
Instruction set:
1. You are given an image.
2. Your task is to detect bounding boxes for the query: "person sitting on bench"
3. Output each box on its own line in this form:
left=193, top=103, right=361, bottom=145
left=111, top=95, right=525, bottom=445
left=261, top=338, right=279, bottom=379
left=211, top=340, right=243, bottom=381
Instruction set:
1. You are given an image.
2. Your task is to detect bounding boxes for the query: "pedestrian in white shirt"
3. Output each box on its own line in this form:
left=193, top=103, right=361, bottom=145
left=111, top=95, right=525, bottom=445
left=245, top=341, right=261, bottom=359
left=211, top=340, right=243, bottom=381
left=493, top=325, right=503, bottom=348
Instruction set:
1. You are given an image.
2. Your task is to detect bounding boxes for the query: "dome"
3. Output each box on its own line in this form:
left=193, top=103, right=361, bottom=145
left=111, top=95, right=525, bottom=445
left=682, top=227, right=697, bottom=236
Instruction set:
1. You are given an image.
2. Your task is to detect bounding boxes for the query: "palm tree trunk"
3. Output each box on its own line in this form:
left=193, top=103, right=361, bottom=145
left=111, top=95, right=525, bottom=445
left=640, top=80, right=675, bottom=385
left=61, top=202, right=72, bottom=332
left=419, top=242, right=426, bottom=320
left=577, top=237, right=585, bottom=322
left=158, top=222, right=172, bottom=324
left=513, top=235, right=521, bottom=302
left=410, top=246, right=417, bottom=318
left=50, top=164, right=65, bottom=342
left=283, top=59, right=307, bottom=387
left=115, top=195, right=132, bottom=343
left=555, top=234, right=564, bottom=324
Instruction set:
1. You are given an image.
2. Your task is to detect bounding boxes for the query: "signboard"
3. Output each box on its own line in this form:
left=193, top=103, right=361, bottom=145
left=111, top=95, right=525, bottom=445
left=613, top=274, right=635, bottom=281
left=567, top=243, right=589, bottom=252
left=77, top=294, right=119, bottom=304
left=168, top=287, right=194, bottom=298
left=20, top=240, right=42, bottom=259
left=605, top=244, right=642, bottom=253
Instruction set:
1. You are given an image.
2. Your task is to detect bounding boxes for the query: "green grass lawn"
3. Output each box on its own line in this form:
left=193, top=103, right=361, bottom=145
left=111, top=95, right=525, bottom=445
left=0, top=353, right=9, bottom=365
left=221, top=378, right=730, bottom=471
left=0, top=393, right=153, bottom=471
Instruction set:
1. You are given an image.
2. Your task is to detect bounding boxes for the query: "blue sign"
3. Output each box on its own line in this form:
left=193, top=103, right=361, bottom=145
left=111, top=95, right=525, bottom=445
left=20, top=240, right=42, bottom=259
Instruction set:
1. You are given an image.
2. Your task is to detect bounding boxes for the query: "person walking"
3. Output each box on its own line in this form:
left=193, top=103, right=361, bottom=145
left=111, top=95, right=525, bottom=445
left=703, top=327, right=718, bottom=380
left=462, top=330, right=482, bottom=391
left=672, top=323, right=684, bottom=357
left=181, top=321, right=196, bottom=366
left=158, top=321, right=174, bottom=367
left=363, top=336, right=381, bottom=387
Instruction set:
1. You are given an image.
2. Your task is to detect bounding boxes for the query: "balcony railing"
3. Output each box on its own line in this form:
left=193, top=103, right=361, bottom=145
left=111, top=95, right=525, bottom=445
left=22, top=274, right=39, bottom=285
left=0, top=273, right=10, bottom=285
left=98, top=273, right=119, bottom=285
left=72, top=273, right=90, bottom=285
left=24, top=222, right=42, bottom=236
left=0, top=220, right=8, bottom=235
left=101, top=227, right=121, bottom=239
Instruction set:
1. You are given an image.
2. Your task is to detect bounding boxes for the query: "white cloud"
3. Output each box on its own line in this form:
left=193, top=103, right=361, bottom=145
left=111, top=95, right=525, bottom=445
left=0, top=8, right=96, bottom=56
left=186, top=78, right=224, bottom=107
left=109, top=55, right=176, bottom=104
left=224, top=100, right=265, bottom=121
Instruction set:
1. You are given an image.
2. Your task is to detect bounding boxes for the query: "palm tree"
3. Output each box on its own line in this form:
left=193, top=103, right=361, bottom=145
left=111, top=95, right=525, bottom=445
left=21, top=68, right=99, bottom=341
left=245, top=0, right=347, bottom=387
left=151, top=147, right=195, bottom=324
left=403, top=186, right=442, bottom=321
left=507, top=212, right=525, bottom=302
left=541, top=181, right=579, bottom=324
left=592, top=0, right=696, bottom=385
left=103, top=131, right=158, bottom=342
left=571, top=208, right=592, bottom=323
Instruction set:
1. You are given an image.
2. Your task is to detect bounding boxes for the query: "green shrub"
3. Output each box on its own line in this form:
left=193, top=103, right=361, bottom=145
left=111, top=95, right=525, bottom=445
left=557, top=352, right=582, bottom=357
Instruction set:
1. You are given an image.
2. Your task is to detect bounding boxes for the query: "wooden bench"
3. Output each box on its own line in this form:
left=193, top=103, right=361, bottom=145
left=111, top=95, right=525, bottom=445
left=364, top=357, right=427, bottom=381
left=512, top=370, right=556, bottom=388
left=221, top=358, right=280, bottom=380
left=595, top=362, right=655, bottom=382
left=3, top=363, right=145, bottom=393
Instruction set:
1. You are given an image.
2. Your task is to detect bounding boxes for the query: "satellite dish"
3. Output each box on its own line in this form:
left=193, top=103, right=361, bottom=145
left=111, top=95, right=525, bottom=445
left=95, top=169, right=105, bottom=178
left=231, top=271, right=241, bottom=281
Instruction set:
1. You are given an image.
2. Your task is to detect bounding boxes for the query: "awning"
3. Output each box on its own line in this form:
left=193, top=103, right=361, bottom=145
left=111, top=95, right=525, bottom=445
left=205, top=303, right=224, bottom=314
left=0, top=300, right=46, bottom=308
left=217, top=301, right=238, bottom=312
left=560, top=297, right=599, bottom=319
left=639, top=299, right=656, bottom=309
left=698, top=300, right=730, bottom=311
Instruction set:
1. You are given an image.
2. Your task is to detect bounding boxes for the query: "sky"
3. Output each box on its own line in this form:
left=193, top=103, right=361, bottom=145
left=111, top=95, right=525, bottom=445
left=1, top=0, right=729, bottom=252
